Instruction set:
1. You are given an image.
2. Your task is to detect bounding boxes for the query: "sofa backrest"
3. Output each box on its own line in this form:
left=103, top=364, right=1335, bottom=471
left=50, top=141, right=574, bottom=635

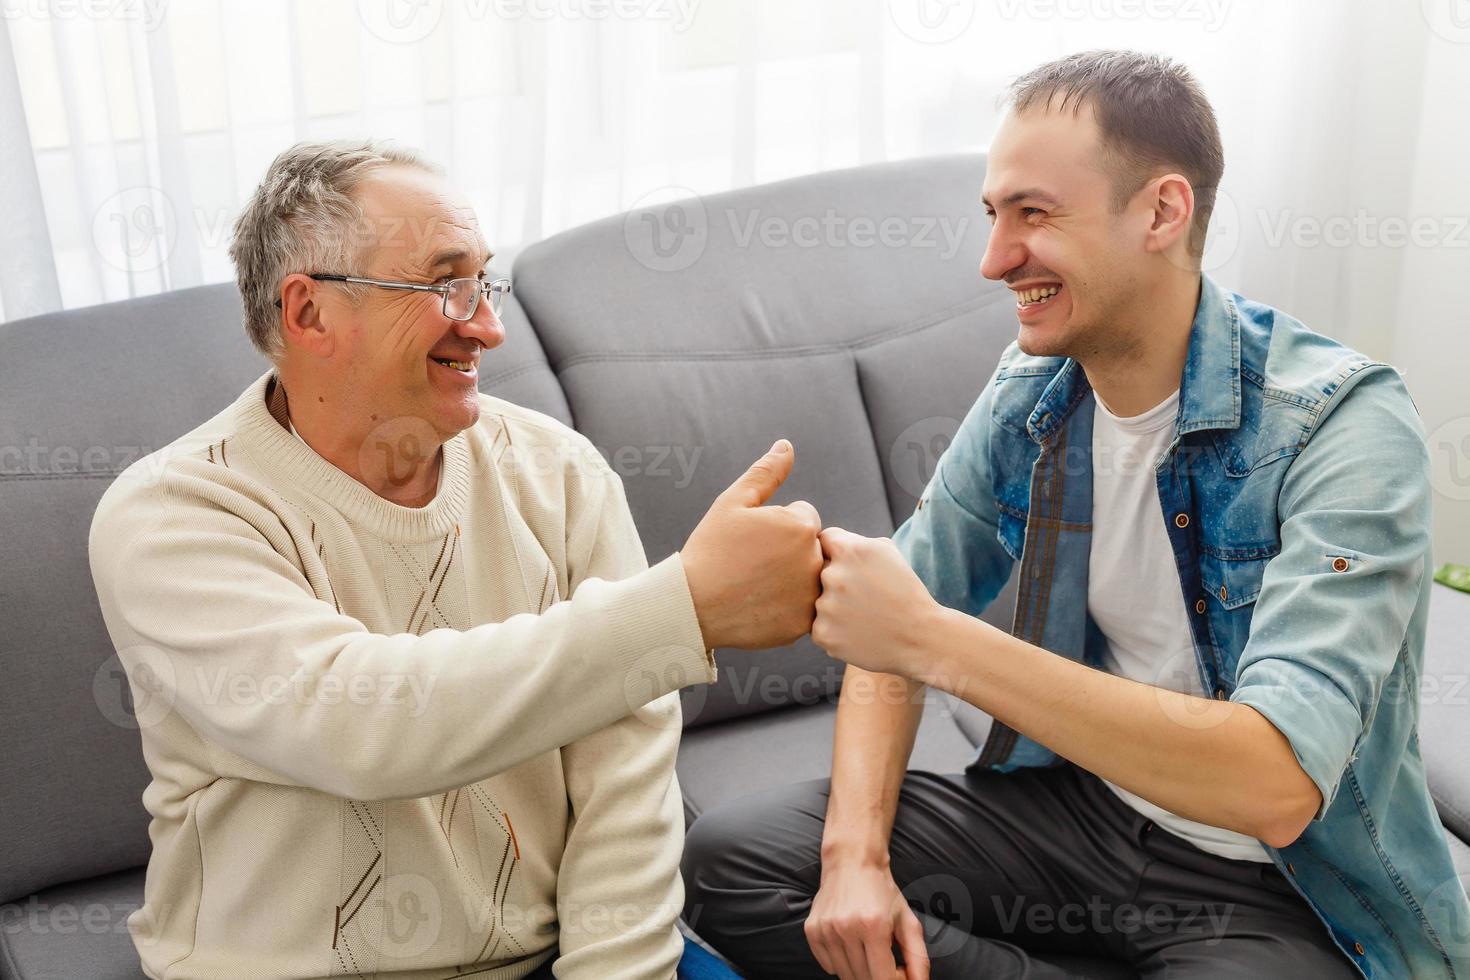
left=0, top=153, right=1016, bottom=903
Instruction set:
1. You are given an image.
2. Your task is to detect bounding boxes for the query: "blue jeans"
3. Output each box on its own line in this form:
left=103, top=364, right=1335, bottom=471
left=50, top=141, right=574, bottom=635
left=526, top=936, right=742, bottom=978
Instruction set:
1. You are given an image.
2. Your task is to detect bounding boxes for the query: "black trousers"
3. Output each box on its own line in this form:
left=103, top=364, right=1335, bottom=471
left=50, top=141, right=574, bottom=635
left=681, top=762, right=1360, bottom=978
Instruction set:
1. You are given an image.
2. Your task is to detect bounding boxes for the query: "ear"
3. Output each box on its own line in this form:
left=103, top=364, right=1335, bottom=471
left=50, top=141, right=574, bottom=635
left=279, top=273, right=335, bottom=358
left=1141, top=173, right=1196, bottom=260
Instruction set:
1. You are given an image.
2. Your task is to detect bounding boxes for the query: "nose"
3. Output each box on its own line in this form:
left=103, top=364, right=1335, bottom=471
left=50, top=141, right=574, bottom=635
left=455, top=295, right=506, bottom=350
left=979, top=219, right=1026, bottom=283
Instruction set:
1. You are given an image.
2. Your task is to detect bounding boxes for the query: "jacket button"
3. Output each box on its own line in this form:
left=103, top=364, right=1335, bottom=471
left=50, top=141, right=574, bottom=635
left=1174, top=513, right=1190, bottom=528
left=1332, top=556, right=1349, bottom=572
left=1354, top=942, right=1365, bottom=956
left=1219, top=585, right=1228, bottom=601
left=1214, top=687, right=1227, bottom=700
left=1194, top=598, right=1207, bottom=614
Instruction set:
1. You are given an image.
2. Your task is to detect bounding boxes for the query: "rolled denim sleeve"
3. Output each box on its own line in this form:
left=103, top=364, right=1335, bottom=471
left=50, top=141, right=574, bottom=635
left=1230, top=367, right=1432, bottom=818
left=893, top=354, right=1017, bottom=618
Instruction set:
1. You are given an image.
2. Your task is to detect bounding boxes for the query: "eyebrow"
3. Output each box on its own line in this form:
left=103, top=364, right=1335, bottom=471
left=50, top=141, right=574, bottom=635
left=981, top=188, right=1061, bottom=209
left=426, top=246, right=494, bottom=273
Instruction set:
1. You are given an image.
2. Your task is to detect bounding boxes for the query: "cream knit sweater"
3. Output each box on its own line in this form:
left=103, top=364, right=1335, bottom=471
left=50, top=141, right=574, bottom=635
left=88, top=371, right=717, bottom=980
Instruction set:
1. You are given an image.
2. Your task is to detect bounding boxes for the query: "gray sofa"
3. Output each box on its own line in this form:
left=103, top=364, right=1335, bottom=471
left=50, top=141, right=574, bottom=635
left=2, top=154, right=1467, bottom=979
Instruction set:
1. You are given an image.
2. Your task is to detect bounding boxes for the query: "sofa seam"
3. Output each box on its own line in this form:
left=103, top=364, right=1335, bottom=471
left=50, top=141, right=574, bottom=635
left=548, top=292, right=1012, bottom=371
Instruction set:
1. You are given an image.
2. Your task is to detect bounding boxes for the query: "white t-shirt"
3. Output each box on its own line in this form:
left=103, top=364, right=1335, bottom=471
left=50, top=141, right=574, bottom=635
left=1087, top=388, right=1271, bottom=863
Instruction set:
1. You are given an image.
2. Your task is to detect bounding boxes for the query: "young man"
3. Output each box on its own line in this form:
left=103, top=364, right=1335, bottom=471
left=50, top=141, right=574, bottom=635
left=683, top=51, right=1470, bottom=978
left=89, top=141, right=820, bottom=979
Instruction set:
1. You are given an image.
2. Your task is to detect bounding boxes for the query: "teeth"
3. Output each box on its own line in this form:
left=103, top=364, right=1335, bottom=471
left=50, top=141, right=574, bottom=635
left=434, top=358, right=474, bottom=371
left=1017, top=285, right=1060, bottom=305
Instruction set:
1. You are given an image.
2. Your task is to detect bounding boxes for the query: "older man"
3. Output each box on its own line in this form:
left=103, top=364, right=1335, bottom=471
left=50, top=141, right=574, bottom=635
left=88, top=141, right=818, bottom=979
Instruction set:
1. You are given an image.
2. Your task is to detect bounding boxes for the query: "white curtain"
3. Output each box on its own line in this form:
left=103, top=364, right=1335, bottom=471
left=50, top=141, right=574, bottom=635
left=2, top=0, right=1467, bottom=558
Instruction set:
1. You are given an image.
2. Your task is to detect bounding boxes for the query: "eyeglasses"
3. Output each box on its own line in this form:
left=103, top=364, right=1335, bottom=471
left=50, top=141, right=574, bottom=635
left=301, top=273, right=511, bottom=321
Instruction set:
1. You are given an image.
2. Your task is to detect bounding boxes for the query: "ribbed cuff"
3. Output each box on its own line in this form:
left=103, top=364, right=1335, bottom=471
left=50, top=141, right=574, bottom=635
left=605, top=554, right=717, bottom=697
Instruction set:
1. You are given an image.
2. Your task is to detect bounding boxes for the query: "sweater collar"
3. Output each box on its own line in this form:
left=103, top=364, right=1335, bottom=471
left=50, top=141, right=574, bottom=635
left=234, top=370, right=472, bottom=542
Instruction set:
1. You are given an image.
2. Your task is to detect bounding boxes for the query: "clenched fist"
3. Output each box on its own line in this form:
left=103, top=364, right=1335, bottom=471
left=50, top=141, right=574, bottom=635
left=680, top=440, right=824, bottom=650
left=811, top=527, right=941, bottom=677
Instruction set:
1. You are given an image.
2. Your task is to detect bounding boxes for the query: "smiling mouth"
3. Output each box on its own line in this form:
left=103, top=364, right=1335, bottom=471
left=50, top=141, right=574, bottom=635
left=1014, top=284, right=1062, bottom=309
left=430, top=356, right=476, bottom=373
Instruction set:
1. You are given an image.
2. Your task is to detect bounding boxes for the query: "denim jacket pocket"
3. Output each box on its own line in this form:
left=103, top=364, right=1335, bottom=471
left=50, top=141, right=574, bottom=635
left=1199, top=550, right=1277, bottom=683
left=1199, top=550, right=1274, bottom=610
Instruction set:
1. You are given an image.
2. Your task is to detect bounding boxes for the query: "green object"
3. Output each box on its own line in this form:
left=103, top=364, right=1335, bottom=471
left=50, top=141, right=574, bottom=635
left=1434, top=563, right=1470, bottom=593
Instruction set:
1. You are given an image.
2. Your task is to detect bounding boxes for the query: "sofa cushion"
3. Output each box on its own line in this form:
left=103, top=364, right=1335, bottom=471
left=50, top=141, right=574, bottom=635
left=0, top=867, right=147, bottom=980
left=676, top=694, right=977, bottom=823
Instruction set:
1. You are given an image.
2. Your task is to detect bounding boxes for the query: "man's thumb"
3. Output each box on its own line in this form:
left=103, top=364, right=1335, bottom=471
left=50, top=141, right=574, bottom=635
left=720, top=439, right=794, bottom=508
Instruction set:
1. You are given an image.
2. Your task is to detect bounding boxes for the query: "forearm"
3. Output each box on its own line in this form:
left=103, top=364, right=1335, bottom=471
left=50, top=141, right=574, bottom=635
left=822, top=667, right=926, bottom=866
left=926, top=606, right=1320, bottom=846
left=555, top=695, right=686, bottom=980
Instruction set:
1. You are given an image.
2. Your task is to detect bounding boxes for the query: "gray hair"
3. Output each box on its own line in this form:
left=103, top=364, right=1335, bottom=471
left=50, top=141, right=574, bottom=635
left=229, top=140, right=441, bottom=359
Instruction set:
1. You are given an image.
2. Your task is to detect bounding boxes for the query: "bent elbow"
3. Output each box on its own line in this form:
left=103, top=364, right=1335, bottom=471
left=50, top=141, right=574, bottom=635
left=1257, top=785, right=1322, bottom=849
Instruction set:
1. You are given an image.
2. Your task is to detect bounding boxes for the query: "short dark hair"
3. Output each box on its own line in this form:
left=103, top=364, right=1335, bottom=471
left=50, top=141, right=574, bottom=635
left=1005, top=50, right=1224, bottom=258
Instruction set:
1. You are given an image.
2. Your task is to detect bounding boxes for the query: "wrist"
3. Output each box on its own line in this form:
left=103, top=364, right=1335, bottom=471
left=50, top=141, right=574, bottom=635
left=911, top=602, right=965, bottom=691
left=820, top=829, right=891, bottom=870
left=675, top=551, right=719, bottom=649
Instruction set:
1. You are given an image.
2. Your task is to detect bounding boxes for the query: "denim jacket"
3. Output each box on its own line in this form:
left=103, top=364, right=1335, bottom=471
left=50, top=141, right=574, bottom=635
left=894, top=275, right=1470, bottom=978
